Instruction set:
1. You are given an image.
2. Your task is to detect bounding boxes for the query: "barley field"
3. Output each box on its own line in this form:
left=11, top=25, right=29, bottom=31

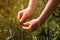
left=0, top=0, right=60, bottom=40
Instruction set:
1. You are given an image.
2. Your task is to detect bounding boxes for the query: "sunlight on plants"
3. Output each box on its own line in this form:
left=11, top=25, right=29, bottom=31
left=0, top=0, right=60, bottom=40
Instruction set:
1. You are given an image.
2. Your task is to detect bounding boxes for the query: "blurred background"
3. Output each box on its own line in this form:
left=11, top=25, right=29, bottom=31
left=0, top=0, right=60, bottom=40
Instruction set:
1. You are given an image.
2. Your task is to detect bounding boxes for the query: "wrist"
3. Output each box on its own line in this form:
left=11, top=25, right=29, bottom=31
left=36, top=18, right=40, bottom=23
left=37, top=17, right=42, bottom=25
left=27, top=6, right=35, bottom=12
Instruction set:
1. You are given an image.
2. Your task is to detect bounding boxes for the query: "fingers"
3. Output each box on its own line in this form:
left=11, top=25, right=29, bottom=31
left=22, top=24, right=32, bottom=31
left=17, top=11, right=27, bottom=23
left=17, top=11, right=23, bottom=20
left=22, top=22, right=29, bottom=27
left=22, top=23, right=37, bottom=31
left=22, top=22, right=31, bottom=30
left=22, top=26, right=30, bottom=30
left=21, top=22, right=30, bottom=29
left=20, top=13, right=27, bottom=23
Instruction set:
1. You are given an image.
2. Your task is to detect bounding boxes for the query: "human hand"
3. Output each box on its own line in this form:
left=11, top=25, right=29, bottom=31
left=21, top=18, right=40, bottom=31
left=17, top=8, right=34, bottom=23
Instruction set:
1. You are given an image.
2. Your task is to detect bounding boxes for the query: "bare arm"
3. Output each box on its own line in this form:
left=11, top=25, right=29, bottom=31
left=38, top=0, right=60, bottom=25
left=27, top=0, right=38, bottom=11
left=20, top=0, right=60, bottom=31
left=17, top=0, right=38, bottom=23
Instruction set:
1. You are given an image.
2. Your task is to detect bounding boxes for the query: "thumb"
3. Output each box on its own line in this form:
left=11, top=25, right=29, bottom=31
left=22, top=22, right=30, bottom=29
left=22, top=22, right=29, bottom=26
left=17, top=11, right=23, bottom=20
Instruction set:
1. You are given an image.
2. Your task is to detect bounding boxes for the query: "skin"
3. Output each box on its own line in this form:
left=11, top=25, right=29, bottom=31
left=17, top=0, right=38, bottom=23
left=17, top=0, right=60, bottom=31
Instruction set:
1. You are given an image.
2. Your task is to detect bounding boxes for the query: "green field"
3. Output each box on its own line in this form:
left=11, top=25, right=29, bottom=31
left=0, top=0, right=60, bottom=40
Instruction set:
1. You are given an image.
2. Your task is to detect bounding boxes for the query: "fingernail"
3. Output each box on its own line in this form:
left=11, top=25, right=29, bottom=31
left=20, top=20, right=21, bottom=22
left=20, top=20, right=22, bottom=23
